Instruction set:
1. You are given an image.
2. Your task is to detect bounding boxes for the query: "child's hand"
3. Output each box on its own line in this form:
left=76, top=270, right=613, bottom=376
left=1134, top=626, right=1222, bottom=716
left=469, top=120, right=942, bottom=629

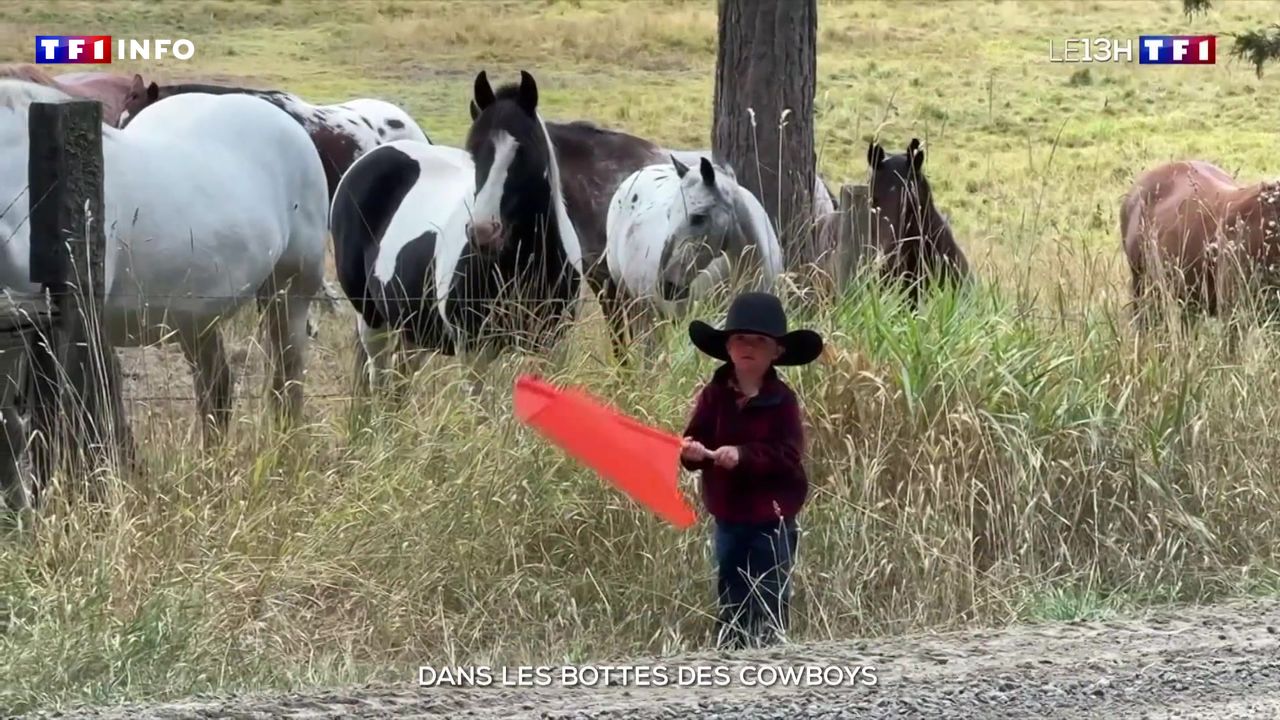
left=681, top=437, right=710, bottom=462
left=711, top=445, right=740, bottom=469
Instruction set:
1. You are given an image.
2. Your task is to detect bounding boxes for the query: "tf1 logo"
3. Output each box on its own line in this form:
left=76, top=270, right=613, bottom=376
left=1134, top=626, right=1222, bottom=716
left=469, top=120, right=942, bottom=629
left=1048, top=35, right=1216, bottom=64
left=35, top=35, right=196, bottom=64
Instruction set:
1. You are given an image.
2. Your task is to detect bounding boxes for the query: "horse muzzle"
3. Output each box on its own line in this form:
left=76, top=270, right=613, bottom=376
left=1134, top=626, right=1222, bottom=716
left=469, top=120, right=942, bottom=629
left=466, top=219, right=507, bottom=256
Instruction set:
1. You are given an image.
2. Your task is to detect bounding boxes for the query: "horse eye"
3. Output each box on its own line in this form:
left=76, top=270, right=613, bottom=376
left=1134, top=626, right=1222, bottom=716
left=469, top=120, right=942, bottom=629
left=690, top=213, right=707, bottom=225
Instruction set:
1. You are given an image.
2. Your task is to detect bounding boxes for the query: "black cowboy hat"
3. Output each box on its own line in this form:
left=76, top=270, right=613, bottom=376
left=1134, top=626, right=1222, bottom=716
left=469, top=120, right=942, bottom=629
left=688, top=291, right=824, bottom=367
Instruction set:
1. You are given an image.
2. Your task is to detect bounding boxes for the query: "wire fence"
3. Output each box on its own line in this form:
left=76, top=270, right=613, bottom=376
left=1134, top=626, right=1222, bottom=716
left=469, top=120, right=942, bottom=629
left=0, top=277, right=1261, bottom=410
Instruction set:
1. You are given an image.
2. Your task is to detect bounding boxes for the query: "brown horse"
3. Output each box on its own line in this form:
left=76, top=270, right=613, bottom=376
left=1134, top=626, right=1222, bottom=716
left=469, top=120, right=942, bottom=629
left=0, top=64, right=132, bottom=125
left=866, top=138, right=970, bottom=306
left=48, top=72, right=134, bottom=125
left=0, top=63, right=55, bottom=84
left=1121, top=160, right=1280, bottom=323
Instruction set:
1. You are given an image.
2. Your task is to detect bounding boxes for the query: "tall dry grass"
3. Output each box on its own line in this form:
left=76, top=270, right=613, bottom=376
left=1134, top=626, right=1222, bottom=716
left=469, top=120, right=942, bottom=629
left=3, top=254, right=1280, bottom=714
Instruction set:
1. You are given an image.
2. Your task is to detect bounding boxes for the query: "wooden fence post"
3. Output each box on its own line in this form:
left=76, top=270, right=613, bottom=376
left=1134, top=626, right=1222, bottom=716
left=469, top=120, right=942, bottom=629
left=835, top=184, right=874, bottom=291
left=25, top=99, right=132, bottom=505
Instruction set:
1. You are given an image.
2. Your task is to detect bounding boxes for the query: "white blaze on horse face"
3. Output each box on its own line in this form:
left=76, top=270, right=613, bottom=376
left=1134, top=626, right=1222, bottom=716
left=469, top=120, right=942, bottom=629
left=472, top=130, right=519, bottom=227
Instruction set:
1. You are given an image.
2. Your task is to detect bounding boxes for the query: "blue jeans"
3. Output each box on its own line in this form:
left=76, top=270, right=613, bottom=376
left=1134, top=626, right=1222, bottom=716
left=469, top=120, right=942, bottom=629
left=713, top=517, right=799, bottom=649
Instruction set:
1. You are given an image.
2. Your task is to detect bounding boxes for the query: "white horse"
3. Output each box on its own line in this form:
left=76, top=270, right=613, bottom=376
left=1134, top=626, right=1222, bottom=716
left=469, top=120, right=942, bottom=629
left=605, top=154, right=783, bottom=350
left=0, top=79, right=329, bottom=450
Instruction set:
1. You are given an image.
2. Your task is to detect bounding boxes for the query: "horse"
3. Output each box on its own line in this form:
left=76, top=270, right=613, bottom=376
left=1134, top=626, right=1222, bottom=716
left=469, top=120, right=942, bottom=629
left=604, top=154, right=783, bottom=356
left=0, top=64, right=134, bottom=126
left=330, top=70, right=582, bottom=397
left=866, top=138, right=970, bottom=307
left=0, top=80, right=329, bottom=455
left=485, top=114, right=835, bottom=362
left=0, top=64, right=56, bottom=84
left=118, top=74, right=432, bottom=199
left=1120, top=159, right=1280, bottom=327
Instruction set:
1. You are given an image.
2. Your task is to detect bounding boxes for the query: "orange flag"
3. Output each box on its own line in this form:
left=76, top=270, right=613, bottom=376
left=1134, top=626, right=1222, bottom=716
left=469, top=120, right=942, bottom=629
left=513, top=374, right=697, bottom=529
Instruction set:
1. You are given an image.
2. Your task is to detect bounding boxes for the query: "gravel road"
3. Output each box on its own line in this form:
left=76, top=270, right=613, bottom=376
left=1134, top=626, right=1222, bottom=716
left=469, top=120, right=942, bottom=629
left=27, top=596, right=1280, bottom=719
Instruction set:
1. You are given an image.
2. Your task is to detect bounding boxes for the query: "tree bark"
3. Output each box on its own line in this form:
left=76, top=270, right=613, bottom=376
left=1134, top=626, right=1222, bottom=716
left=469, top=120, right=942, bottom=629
left=713, top=0, right=819, bottom=271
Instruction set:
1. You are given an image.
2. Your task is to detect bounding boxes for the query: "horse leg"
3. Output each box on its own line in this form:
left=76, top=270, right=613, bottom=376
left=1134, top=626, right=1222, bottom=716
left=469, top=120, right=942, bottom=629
left=618, top=286, right=657, bottom=366
left=179, top=324, right=234, bottom=449
left=596, top=275, right=633, bottom=367
left=355, top=314, right=396, bottom=397
left=0, top=405, right=30, bottom=514
left=639, top=301, right=665, bottom=360
left=1129, top=268, right=1155, bottom=332
left=262, top=290, right=311, bottom=426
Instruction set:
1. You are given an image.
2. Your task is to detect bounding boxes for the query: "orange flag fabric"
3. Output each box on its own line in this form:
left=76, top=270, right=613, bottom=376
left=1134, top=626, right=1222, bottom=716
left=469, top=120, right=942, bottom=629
left=513, top=374, right=697, bottom=529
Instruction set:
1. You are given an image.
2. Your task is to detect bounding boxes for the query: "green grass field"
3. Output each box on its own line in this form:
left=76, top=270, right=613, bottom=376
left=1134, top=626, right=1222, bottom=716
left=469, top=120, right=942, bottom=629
left=4, top=0, right=1280, bottom=715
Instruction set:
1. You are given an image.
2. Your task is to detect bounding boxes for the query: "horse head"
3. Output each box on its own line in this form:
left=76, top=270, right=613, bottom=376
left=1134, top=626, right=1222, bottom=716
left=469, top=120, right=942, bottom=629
left=867, top=137, right=934, bottom=251
left=118, top=73, right=160, bottom=128
left=658, top=155, right=737, bottom=302
left=464, top=69, right=556, bottom=259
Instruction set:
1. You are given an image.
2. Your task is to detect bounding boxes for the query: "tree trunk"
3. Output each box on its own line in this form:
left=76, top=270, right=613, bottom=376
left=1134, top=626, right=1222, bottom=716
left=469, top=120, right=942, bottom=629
left=713, top=0, right=819, bottom=272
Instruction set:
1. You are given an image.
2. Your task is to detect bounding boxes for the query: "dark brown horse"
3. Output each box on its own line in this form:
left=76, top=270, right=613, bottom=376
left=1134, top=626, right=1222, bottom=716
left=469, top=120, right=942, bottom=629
left=1121, top=160, right=1280, bottom=323
left=0, top=64, right=133, bottom=125
left=492, top=115, right=839, bottom=361
left=866, top=138, right=970, bottom=306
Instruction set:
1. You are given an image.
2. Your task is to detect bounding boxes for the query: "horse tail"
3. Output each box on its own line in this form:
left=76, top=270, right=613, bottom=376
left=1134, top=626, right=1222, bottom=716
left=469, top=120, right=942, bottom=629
left=329, top=143, right=423, bottom=329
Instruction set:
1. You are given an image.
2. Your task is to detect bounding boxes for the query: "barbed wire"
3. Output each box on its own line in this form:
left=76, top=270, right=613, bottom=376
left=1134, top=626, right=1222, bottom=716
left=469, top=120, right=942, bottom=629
left=0, top=289, right=1136, bottom=320
left=0, top=280, right=1264, bottom=410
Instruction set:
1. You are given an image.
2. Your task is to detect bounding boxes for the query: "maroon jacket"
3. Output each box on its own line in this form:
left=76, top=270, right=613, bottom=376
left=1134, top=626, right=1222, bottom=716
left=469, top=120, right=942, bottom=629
left=680, top=362, right=809, bottom=524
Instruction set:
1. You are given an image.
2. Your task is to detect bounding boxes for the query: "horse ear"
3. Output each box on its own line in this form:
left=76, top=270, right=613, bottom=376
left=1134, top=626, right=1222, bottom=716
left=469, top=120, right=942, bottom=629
left=671, top=154, right=690, bottom=179
left=516, top=70, right=538, bottom=116
left=473, top=71, right=496, bottom=111
left=469, top=99, right=480, bottom=121
left=908, top=138, right=924, bottom=171
left=867, top=141, right=885, bottom=168
left=130, top=73, right=145, bottom=95
left=699, top=157, right=716, bottom=186
left=146, top=81, right=159, bottom=103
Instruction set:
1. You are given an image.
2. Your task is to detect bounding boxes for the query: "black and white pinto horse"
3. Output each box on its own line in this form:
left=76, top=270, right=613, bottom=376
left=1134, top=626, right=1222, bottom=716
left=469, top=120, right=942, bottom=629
left=330, top=70, right=582, bottom=395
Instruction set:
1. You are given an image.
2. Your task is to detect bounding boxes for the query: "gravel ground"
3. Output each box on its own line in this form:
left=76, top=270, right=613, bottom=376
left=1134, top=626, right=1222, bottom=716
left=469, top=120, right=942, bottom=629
left=26, top=596, right=1280, bottom=719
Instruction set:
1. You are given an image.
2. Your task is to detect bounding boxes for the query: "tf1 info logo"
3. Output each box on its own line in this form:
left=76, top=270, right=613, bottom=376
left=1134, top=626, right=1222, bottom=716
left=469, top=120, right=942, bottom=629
left=35, top=36, right=196, bottom=64
left=1048, top=35, right=1216, bottom=64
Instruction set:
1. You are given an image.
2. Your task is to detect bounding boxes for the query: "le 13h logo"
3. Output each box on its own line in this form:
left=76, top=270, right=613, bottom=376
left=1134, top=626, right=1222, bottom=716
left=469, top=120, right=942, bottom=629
left=1048, top=35, right=1216, bottom=64
left=35, top=36, right=196, bottom=64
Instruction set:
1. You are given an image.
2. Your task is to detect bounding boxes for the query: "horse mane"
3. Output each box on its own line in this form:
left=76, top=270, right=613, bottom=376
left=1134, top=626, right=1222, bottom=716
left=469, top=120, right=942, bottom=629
left=166, top=81, right=287, bottom=97
left=0, top=78, right=75, bottom=111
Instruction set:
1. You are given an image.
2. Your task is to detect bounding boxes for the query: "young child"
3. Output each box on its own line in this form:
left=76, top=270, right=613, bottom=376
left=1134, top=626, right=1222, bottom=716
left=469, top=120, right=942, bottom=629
left=679, top=291, right=823, bottom=649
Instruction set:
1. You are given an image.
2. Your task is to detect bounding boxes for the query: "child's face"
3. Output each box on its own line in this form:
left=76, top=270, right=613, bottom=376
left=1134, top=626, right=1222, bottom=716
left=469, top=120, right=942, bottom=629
left=727, top=333, right=782, bottom=375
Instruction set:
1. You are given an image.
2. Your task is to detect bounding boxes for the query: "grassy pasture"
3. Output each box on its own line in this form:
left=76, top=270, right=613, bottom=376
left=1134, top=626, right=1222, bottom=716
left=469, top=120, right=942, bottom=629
left=3, top=0, right=1280, bottom=714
